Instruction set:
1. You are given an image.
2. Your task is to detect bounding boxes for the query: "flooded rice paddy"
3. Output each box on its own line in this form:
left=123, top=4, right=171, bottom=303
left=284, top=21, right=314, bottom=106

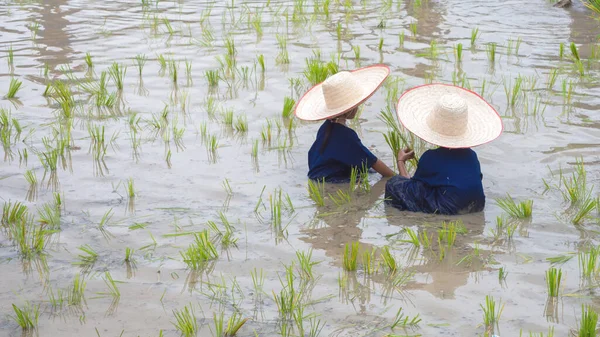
left=1, top=0, right=600, bottom=336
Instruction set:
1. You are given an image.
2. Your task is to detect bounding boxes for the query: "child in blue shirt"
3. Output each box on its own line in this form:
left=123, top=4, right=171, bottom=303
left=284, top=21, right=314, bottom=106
left=295, top=65, right=396, bottom=182
left=385, top=84, right=503, bottom=215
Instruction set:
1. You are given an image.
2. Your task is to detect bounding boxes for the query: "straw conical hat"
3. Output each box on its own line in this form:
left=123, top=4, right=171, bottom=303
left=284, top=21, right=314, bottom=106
left=396, top=84, right=503, bottom=148
left=295, top=65, right=390, bottom=121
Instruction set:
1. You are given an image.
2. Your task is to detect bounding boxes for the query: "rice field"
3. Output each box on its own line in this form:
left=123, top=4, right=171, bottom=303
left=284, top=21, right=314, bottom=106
left=1, top=0, right=600, bottom=336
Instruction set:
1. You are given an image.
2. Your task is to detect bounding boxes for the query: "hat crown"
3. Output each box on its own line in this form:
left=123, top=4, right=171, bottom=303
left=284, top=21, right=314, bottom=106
left=322, top=71, right=365, bottom=110
left=427, top=94, right=468, bottom=136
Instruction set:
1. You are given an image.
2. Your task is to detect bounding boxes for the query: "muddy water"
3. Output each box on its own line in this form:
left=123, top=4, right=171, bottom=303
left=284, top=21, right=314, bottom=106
left=1, top=0, right=600, bottom=336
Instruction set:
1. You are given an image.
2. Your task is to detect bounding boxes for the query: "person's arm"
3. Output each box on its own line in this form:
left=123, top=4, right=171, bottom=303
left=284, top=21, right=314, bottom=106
left=372, top=159, right=395, bottom=178
left=397, top=148, right=415, bottom=178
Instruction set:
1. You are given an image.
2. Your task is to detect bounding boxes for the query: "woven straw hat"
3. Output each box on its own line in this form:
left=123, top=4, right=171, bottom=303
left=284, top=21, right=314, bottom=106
left=295, top=65, right=390, bottom=121
left=396, top=84, right=503, bottom=148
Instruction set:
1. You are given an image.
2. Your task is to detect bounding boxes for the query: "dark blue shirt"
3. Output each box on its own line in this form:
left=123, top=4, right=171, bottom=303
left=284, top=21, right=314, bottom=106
left=308, top=120, right=378, bottom=182
left=412, top=147, right=485, bottom=212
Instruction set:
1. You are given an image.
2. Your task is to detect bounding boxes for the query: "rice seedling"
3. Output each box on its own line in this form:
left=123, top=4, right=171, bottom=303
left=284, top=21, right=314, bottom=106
left=276, top=34, right=290, bottom=65
left=409, top=22, right=417, bottom=37
left=296, top=249, right=321, bottom=280
left=378, top=37, right=384, bottom=51
left=486, top=43, right=497, bottom=64
left=250, top=139, right=259, bottom=159
left=546, top=68, right=559, bottom=90
left=282, top=97, right=296, bottom=119
left=578, top=304, right=598, bottom=337
left=11, top=302, right=39, bottom=331
left=572, top=198, right=598, bottom=225
left=180, top=230, right=218, bottom=270
left=343, top=241, right=359, bottom=271
left=108, top=62, right=127, bottom=90
left=400, top=227, right=420, bottom=247
left=390, top=307, right=421, bottom=329
left=73, top=244, right=98, bottom=271
left=51, top=81, right=75, bottom=119
left=399, top=31, right=405, bottom=49
left=381, top=246, right=397, bottom=274
left=84, top=52, right=93, bottom=68
left=206, top=70, right=220, bottom=87
left=583, top=0, right=600, bottom=13
left=498, top=267, right=508, bottom=283
left=157, top=54, right=167, bottom=70
left=6, top=77, right=22, bottom=99
left=38, top=201, right=61, bottom=229
left=134, top=54, right=147, bottom=76
left=98, top=271, right=120, bottom=300
left=570, top=42, right=580, bottom=61
left=579, top=246, right=599, bottom=280
left=515, top=37, right=523, bottom=55
left=98, top=208, right=114, bottom=240
left=496, top=194, right=533, bottom=218
left=169, top=59, right=178, bottom=84
left=503, top=76, right=523, bottom=107
left=172, top=304, right=199, bottom=337
left=307, top=178, right=325, bottom=206
left=162, top=16, right=175, bottom=35
left=481, top=295, right=504, bottom=332
left=124, top=247, right=135, bottom=262
left=455, top=43, right=463, bottom=63
left=303, top=58, right=338, bottom=85
left=24, top=169, right=37, bottom=201
left=470, top=27, right=480, bottom=47
left=5, top=44, right=15, bottom=68
left=257, top=54, right=265, bottom=73
left=545, top=267, right=562, bottom=298
left=207, top=134, right=219, bottom=156
left=233, top=115, right=248, bottom=133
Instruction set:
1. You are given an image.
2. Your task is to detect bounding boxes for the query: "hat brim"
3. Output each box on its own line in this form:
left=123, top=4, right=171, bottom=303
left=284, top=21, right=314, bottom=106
left=294, top=65, right=390, bottom=121
left=396, top=84, right=503, bottom=149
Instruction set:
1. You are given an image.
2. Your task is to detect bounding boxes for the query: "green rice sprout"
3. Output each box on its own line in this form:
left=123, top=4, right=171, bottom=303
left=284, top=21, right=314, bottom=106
left=336, top=22, right=342, bottom=40
left=126, top=178, right=135, bottom=198
left=503, top=76, right=523, bottom=107
left=205, top=69, right=220, bottom=87
left=573, top=198, right=598, bottom=225
left=169, top=59, right=178, bottom=84
left=390, top=307, right=421, bottom=330
left=37, top=200, right=61, bottom=229
left=378, top=37, right=384, bottom=51
left=7, top=45, right=14, bottom=67
left=578, top=246, right=599, bottom=280
left=6, top=77, right=22, bottom=99
left=570, top=42, right=581, bottom=61
left=498, top=267, right=508, bottom=283
left=583, top=0, right=600, bottom=13
left=381, top=246, right=398, bottom=274
left=98, top=271, right=120, bottom=300
left=134, top=54, right=147, bottom=76
left=282, top=97, right=296, bottom=119
left=546, top=68, right=559, bottom=90
left=257, top=54, right=265, bottom=72
left=224, top=312, right=248, bottom=336
left=25, top=169, right=38, bottom=201
left=496, top=194, right=532, bottom=218
left=486, top=42, right=497, bottom=64
left=251, top=139, right=258, bottom=159
left=125, top=247, right=135, bottom=262
left=180, top=230, right=218, bottom=270
left=545, top=267, right=562, bottom=298
left=222, top=178, right=233, bottom=196
left=307, top=179, right=325, bottom=207
left=578, top=304, right=599, bottom=337
left=233, top=115, right=248, bottom=133
left=353, top=45, right=360, bottom=61
left=11, top=302, right=39, bottom=331
left=455, top=43, right=463, bottom=63
left=296, top=249, right=321, bottom=280
left=84, top=52, right=92, bottom=68
left=222, top=108, right=234, bottom=126
left=303, top=58, right=338, bottom=85
left=276, top=34, right=290, bottom=64
left=269, top=188, right=284, bottom=229
left=108, top=62, right=127, bottom=90
left=470, top=27, right=480, bottom=47
left=73, top=244, right=98, bottom=271
left=162, top=16, right=175, bottom=35
left=98, top=208, right=114, bottom=240
left=400, top=227, right=420, bottom=247
left=343, top=241, right=359, bottom=271
left=172, top=304, right=198, bottom=337
left=480, top=295, right=504, bottom=332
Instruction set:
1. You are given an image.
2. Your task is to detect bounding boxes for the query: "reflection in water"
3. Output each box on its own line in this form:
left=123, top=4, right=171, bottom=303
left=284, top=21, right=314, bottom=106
left=33, top=0, right=78, bottom=72
left=300, top=176, right=490, bottom=306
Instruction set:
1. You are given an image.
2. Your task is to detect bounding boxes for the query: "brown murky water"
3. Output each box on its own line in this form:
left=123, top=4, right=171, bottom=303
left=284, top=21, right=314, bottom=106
left=1, top=0, right=600, bottom=336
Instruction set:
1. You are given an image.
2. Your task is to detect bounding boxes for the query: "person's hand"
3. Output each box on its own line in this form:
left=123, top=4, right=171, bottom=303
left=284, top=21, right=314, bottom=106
left=397, top=148, right=414, bottom=163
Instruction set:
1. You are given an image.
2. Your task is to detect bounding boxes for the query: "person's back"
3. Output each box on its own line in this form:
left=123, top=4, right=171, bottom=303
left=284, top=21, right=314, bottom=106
left=308, top=120, right=377, bottom=182
left=411, top=147, right=485, bottom=213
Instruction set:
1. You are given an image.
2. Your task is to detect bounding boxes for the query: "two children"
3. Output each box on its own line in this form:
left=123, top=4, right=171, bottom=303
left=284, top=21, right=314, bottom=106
left=295, top=65, right=503, bottom=215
